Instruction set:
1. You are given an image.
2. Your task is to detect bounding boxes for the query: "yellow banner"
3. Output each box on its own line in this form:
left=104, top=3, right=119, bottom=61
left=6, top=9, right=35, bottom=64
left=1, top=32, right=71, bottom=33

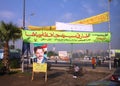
left=71, top=12, right=109, bottom=24
left=28, top=12, right=109, bottom=30
left=22, top=30, right=111, bottom=43
left=115, top=50, right=120, bottom=53
left=28, top=25, right=56, bottom=30
left=33, top=63, right=47, bottom=72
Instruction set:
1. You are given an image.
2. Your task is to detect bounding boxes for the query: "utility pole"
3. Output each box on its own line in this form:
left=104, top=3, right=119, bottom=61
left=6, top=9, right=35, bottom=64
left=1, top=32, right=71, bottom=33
left=23, top=0, right=25, bottom=29
left=108, top=0, right=112, bottom=70
left=21, top=0, right=26, bottom=72
left=70, top=43, right=73, bottom=66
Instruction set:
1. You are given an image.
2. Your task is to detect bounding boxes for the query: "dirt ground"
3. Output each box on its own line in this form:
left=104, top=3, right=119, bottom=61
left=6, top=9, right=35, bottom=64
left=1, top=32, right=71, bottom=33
left=0, top=67, right=110, bottom=86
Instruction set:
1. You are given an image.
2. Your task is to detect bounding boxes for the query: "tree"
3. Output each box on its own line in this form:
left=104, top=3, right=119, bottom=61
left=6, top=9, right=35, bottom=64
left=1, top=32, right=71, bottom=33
left=47, top=51, right=58, bottom=57
left=0, top=41, right=4, bottom=49
left=0, top=21, right=22, bottom=73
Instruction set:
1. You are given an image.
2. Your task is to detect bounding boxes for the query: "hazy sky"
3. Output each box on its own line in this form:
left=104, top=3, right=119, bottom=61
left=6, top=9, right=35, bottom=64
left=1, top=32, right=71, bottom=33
left=0, top=0, right=120, bottom=52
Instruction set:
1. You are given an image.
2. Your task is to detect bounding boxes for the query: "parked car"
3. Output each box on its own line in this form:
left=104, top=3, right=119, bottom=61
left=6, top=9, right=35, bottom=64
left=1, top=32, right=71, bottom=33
left=110, top=67, right=120, bottom=83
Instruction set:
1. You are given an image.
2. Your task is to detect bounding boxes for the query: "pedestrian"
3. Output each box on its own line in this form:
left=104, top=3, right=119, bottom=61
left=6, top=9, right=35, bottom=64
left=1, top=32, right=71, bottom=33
left=96, top=57, right=99, bottom=66
left=73, top=64, right=80, bottom=78
left=91, top=57, right=96, bottom=69
left=114, top=58, right=118, bottom=68
left=117, top=58, right=120, bottom=67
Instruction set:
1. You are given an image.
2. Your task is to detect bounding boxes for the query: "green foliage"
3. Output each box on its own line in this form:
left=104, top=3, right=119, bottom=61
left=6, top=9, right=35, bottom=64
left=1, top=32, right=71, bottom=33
left=0, top=21, right=22, bottom=71
left=10, top=58, right=21, bottom=68
left=47, top=51, right=58, bottom=57
left=0, top=60, right=3, bottom=68
left=0, top=42, right=4, bottom=49
left=47, top=51, right=54, bottom=57
left=0, top=21, right=22, bottom=42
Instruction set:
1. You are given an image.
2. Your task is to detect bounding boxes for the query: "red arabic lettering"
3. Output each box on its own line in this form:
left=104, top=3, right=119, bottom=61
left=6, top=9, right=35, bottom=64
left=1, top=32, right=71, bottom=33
left=25, top=31, right=90, bottom=39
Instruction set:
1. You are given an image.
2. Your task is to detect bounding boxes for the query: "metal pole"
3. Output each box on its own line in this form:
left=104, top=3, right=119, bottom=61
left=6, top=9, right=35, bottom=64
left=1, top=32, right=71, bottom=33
left=70, top=43, right=73, bottom=66
left=70, top=28, right=73, bottom=66
left=23, top=0, right=25, bottom=29
left=22, top=0, right=26, bottom=72
left=108, top=0, right=111, bottom=70
left=52, top=44, right=57, bottom=63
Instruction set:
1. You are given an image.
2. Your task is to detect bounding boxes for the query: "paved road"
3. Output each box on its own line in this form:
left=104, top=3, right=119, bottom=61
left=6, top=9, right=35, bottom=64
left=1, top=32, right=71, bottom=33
left=23, top=59, right=115, bottom=73
left=47, top=59, right=114, bottom=68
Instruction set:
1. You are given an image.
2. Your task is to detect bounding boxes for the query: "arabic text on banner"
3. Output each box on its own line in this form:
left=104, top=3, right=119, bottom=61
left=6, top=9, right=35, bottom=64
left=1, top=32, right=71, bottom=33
left=22, top=30, right=111, bottom=43
left=33, top=63, right=47, bottom=72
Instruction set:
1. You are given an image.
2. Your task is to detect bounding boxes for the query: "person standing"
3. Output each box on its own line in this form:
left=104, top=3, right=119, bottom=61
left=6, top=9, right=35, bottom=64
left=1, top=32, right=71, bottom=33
left=73, top=64, right=80, bottom=78
left=114, top=58, right=118, bottom=68
left=118, top=58, right=120, bottom=67
left=91, top=57, right=96, bottom=69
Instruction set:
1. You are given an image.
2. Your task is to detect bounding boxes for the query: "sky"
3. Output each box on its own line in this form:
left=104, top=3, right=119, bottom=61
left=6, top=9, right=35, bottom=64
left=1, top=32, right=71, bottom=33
left=0, top=0, right=120, bottom=53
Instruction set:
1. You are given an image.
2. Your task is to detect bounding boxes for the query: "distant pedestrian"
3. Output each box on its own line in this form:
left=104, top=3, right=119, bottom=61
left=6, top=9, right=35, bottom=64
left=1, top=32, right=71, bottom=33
left=114, top=58, right=118, bottom=68
left=73, top=64, right=80, bottom=78
left=102, top=58, right=105, bottom=63
left=91, top=57, right=96, bottom=69
left=96, top=57, right=99, bottom=66
left=117, top=58, right=120, bottom=67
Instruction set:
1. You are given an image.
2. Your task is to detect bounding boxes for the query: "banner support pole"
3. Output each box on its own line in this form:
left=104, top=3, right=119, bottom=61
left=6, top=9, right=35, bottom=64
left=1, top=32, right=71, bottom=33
left=22, top=0, right=26, bottom=72
left=108, top=0, right=112, bottom=70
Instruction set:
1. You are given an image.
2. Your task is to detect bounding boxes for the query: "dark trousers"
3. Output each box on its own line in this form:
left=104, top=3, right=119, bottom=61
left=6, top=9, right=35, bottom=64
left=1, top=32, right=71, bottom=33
left=73, top=72, right=79, bottom=76
left=92, top=64, right=96, bottom=69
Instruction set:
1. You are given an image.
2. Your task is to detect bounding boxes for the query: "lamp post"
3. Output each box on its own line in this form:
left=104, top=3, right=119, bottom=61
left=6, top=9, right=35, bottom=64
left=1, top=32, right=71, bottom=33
left=70, top=28, right=73, bottom=66
left=23, top=0, right=25, bottom=29
left=21, top=0, right=26, bottom=72
left=52, top=44, right=57, bottom=63
left=108, top=0, right=112, bottom=70
left=70, top=43, right=73, bottom=66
